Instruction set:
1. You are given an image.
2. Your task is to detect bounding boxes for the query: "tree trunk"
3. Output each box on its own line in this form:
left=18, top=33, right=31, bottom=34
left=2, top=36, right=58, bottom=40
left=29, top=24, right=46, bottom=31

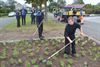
left=44, top=0, right=47, bottom=22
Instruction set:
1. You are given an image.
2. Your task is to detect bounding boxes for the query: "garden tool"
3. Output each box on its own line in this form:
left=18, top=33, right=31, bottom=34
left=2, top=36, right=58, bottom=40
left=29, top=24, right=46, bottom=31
left=42, top=38, right=76, bottom=63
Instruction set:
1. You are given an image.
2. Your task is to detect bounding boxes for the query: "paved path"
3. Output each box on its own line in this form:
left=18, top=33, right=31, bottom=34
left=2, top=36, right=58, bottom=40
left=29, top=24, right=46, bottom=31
left=82, top=16, right=100, bottom=40
left=0, top=17, right=15, bottom=29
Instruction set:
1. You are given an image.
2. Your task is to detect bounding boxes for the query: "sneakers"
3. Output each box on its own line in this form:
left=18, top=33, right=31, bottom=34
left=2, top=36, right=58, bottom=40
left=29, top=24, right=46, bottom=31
left=39, top=36, right=44, bottom=40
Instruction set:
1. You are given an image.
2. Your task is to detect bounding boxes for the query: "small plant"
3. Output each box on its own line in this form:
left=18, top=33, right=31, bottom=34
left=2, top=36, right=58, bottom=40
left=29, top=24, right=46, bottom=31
left=38, top=56, right=44, bottom=61
left=80, top=47, right=84, bottom=50
left=34, top=65, right=39, bottom=67
left=63, top=54, right=69, bottom=58
left=44, top=51, right=49, bottom=55
left=35, top=48, right=40, bottom=53
left=22, top=50, right=27, bottom=54
left=9, top=58, right=17, bottom=65
left=75, top=53, right=81, bottom=58
left=60, top=61, right=65, bottom=67
left=45, top=47, right=49, bottom=51
left=88, top=50, right=92, bottom=56
left=0, top=48, right=7, bottom=59
left=27, top=49, right=33, bottom=53
left=46, top=60, right=53, bottom=67
left=66, top=64, right=71, bottom=67
left=31, top=59, right=37, bottom=65
left=12, top=47, right=19, bottom=58
left=80, top=51, right=86, bottom=56
left=28, top=52, right=34, bottom=57
left=67, top=59, right=73, bottom=65
left=26, top=61, right=31, bottom=67
left=18, top=59, right=23, bottom=64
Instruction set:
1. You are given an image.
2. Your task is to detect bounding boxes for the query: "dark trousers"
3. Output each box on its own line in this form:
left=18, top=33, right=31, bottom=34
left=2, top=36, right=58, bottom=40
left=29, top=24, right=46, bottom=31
left=22, top=15, right=26, bottom=25
left=37, top=23, right=43, bottom=38
left=31, top=15, right=35, bottom=24
left=16, top=17, right=20, bottom=27
left=65, top=35, right=76, bottom=55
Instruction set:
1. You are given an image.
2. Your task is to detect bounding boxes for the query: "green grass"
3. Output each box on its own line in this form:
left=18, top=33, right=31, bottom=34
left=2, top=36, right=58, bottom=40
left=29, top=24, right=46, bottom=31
left=2, top=14, right=65, bottom=32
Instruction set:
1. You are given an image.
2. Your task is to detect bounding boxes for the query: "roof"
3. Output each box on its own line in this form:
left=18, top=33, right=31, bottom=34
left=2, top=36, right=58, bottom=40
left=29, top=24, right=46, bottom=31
left=64, top=4, right=86, bottom=8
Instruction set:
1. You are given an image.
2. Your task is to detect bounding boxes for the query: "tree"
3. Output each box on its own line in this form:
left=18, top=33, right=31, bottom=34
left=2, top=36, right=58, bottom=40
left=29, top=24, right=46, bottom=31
left=57, top=0, right=66, bottom=6
left=73, top=0, right=84, bottom=4
left=26, top=0, right=53, bottom=21
left=48, top=2, right=59, bottom=12
left=6, top=0, right=15, bottom=11
left=0, top=0, right=5, bottom=8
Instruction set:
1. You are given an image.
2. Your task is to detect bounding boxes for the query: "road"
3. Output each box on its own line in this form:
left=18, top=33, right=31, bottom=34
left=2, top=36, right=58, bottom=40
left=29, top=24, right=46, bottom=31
left=82, top=16, right=100, bottom=41
left=0, top=17, right=15, bottom=29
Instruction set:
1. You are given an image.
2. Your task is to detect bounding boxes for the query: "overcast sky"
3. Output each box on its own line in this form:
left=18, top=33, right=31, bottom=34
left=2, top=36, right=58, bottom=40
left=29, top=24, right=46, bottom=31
left=2, top=0, right=100, bottom=5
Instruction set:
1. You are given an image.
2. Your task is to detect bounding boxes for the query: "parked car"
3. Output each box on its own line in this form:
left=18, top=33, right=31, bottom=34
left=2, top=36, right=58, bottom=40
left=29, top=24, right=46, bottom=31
left=8, top=12, right=16, bottom=17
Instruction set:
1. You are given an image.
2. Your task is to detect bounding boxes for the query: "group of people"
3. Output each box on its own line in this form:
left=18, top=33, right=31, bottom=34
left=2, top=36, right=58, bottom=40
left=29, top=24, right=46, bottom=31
left=16, top=7, right=27, bottom=27
left=15, top=7, right=44, bottom=39
left=16, top=7, right=84, bottom=57
left=53, top=9, right=84, bottom=25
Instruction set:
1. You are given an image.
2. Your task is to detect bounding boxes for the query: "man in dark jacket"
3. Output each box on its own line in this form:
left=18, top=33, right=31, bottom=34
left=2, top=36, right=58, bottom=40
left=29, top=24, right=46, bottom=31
left=31, top=8, right=36, bottom=24
left=21, top=8, right=27, bottom=25
left=64, top=16, right=84, bottom=57
left=15, top=10, right=20, bottom=27
left=36, top=9, right=44, bottom=39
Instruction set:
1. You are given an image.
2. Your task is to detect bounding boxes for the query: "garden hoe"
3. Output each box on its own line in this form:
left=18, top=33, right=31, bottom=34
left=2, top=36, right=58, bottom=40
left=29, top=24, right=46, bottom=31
left=42, top=39, right=76, bottom=64
left=29, top=21, right=44, bottom=44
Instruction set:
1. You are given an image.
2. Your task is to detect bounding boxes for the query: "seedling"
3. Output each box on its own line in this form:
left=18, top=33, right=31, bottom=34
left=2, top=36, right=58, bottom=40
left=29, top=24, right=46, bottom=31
left=9, top=58, right=17, bottom=65
left=63, top=54, right=69, bottom=58
left=28, top=52, right=34, bottom=57
left=12, top=47, right=19, bottom=58
left=26, top=61, right=31, bottom=67
left=75, top=53, right=81, bottom=58
left=44, top=51, right=49, bottom=56
left=46, top=60, right=53, bottom=67
left=66, top=64, right=71, bottom=67
left=18, top=59, right=23, bottom=64
left=67, top=59, right=73, bottom=65
left=88, top=50, right=92, bottom=56
left=45, top=47, right=49, bottom=51
left=31, top=59, right=37, bottom=65
left=60, top=61, right=65, bottom=67
left=0, top=48, right=7, bottom=59
left=34, top=65, right=39, bottom=67
left=80, top=51, right=86, bottom=56
left=39, top=56, right=44, bottom=61
left=22, top=50, right=27, bottom=54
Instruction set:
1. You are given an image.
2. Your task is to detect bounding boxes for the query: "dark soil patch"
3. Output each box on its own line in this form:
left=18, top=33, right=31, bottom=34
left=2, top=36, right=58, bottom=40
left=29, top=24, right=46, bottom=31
left=0, top=37, right=100, bottom=67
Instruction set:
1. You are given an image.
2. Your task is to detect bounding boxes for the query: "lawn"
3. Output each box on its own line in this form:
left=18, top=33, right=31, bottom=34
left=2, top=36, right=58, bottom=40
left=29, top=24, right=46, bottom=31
left=3, top=14, right=65, bottom=32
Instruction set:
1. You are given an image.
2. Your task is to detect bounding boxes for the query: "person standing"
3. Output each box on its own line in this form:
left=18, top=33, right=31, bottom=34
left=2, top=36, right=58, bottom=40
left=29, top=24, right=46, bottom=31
left=79, top=9, right=84, bottom=24
left=64, top=16, right=84, bottom=57
left=31, top=7, right=36, bottom=24
left=73, top=10, right=78, bottom=23
left=36, top=9, right=44, bottom=39
left=21, top=7, right=27, bottom=25
left=15, top=10, right=21, bottom=27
